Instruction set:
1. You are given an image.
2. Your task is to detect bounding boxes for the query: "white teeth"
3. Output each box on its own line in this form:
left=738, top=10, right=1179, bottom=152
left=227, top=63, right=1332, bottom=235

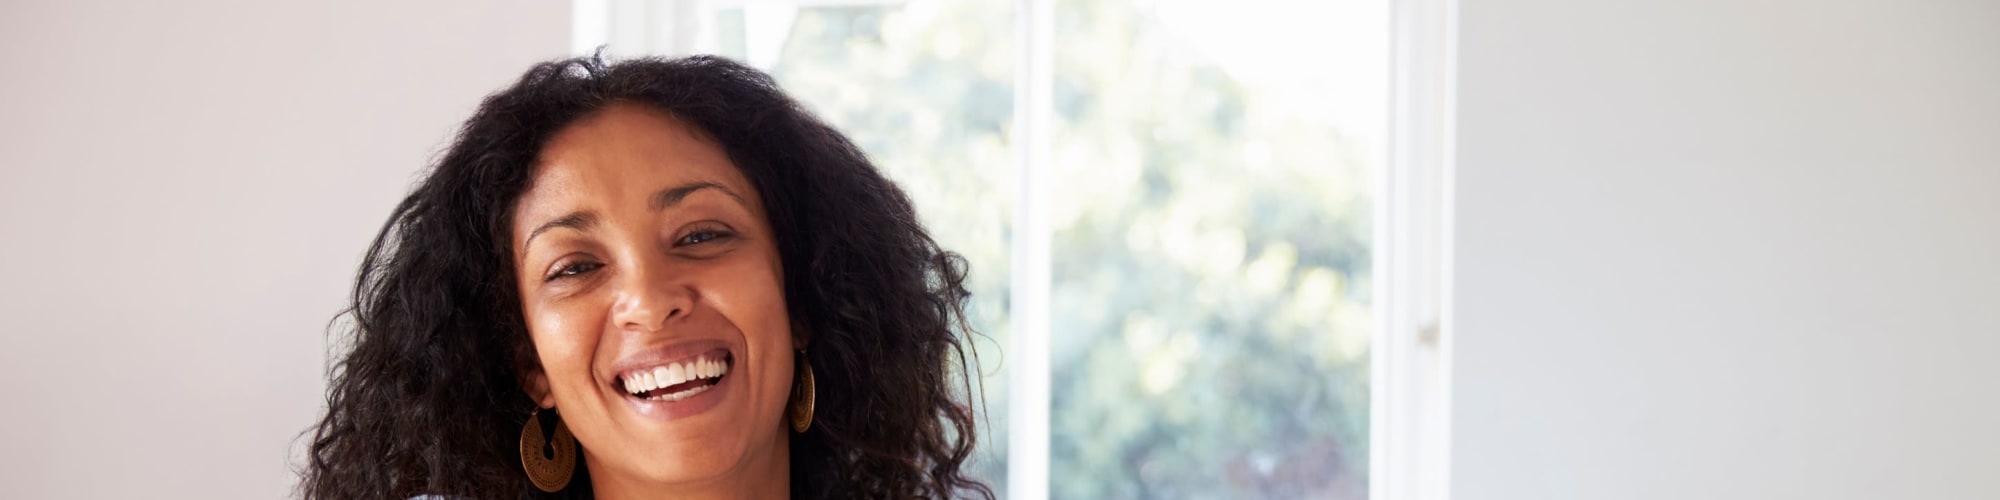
left=649, top=382, right=713, bottom=402
left=646, top=366, right=666, bottom=388
left=668, top=364, right=689, bottom=386
left=624, top=372, right=649, bottom=395
left=621, top=355, right=732, bottom=396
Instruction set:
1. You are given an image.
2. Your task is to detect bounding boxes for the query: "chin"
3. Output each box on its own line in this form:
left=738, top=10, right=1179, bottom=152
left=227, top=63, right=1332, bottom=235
left=633, top=442, right=744, bottom=483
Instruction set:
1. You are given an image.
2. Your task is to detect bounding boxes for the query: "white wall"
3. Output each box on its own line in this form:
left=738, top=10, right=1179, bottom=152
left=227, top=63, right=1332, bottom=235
left=1454, top=0, right=2000, bottom=498
left=0, top=1, right=567, bottom=498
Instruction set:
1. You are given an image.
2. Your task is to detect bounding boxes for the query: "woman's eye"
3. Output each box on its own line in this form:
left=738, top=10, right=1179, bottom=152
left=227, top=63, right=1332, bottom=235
left=677, top=229, right=732, bottom=246
left=545, top=262, right=602, bottom=282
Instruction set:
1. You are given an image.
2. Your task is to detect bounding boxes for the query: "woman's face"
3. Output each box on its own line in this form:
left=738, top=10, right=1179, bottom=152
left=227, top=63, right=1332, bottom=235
left=510, top=103, right=796, bottom=493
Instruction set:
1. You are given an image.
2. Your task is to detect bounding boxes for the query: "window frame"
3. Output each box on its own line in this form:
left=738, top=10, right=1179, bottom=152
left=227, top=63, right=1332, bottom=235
left=1373, top=0, right=1456, bottom=498
left=571, top=0, right=1456, bottom=497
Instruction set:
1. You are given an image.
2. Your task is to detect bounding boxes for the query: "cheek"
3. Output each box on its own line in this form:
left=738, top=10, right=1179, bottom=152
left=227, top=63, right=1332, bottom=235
left=526, top=303, right=606, bottom=391
left=706, top=254, right=795, bottom=407
left=743, top=284, right=795, bottom=424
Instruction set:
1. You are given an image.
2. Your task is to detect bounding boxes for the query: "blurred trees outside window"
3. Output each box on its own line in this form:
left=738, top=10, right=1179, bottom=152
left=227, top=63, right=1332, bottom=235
left=694, top=0, right=1384, bottom=497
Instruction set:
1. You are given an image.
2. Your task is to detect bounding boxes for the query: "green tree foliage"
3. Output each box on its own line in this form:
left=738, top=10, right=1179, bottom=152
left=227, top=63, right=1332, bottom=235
left=746, top=1, right=1372, bottom=497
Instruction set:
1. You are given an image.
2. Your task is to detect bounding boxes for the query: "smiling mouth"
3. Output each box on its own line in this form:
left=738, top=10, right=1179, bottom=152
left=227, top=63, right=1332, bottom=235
left=618, top=351, right=734, bottom=402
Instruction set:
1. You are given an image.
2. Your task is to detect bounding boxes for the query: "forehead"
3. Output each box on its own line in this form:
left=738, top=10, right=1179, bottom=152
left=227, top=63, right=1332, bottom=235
left=514, top=102, right=759, bottom=225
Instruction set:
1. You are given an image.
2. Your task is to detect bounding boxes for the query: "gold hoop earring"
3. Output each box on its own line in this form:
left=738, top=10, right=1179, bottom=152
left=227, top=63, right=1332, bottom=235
left=789, top=350, right=816, bottom=433
left=520, top=408, right=577, bottom=492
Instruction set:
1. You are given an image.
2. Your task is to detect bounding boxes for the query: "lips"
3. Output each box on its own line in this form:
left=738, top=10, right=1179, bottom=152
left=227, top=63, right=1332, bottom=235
left=617, top=350, right=733, bottom=402
left=606, top=340, right=738, bottom=420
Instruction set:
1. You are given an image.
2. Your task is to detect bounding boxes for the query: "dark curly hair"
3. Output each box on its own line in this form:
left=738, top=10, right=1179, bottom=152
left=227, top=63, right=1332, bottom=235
left=300, top=55, right=991, bottom=500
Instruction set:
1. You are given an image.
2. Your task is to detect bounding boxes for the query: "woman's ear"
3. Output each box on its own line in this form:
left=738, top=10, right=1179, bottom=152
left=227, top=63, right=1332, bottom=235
left=516, top=334, right=557, bottom=408
left=790, top=318, right=810, bottom=351
left=520, top=348, right=560, bottom=410
left=520, top=360, right=557, bottom=409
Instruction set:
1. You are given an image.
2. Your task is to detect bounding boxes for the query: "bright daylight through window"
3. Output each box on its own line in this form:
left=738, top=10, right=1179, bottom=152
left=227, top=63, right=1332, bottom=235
left=577, top=0, right=1398, bottom=497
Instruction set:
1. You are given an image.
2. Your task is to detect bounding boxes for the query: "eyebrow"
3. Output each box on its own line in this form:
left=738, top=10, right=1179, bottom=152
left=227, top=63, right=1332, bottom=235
left=649, top=181, right=744, bottom=212
left=522, top=181, right=747, bottom=251
left=523, top=212, right=597, bottom=251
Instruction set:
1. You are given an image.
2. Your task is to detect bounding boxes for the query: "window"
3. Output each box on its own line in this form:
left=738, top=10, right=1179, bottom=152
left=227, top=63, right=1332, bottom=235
left=575, top=0, right=1451, bottom=497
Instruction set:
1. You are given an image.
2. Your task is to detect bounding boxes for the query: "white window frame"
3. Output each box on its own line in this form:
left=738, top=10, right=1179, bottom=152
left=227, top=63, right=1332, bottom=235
left=1374, top=0, right=1456, bottom=498
left=1009, top=1, right=1053, bottom=498
left=571, top=0, right=1457, bottom=498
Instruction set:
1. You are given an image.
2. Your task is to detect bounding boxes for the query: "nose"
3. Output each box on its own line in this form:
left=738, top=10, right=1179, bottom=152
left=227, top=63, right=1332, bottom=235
left=609, top=259, right=694, bottom=333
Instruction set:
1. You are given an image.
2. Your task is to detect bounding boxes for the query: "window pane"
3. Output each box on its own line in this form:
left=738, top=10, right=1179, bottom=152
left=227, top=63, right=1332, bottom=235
left=1047, top=0, right=1383, bottom=497
left=705, top=2, right=1019, bottom=496
left=697, top=0, right=1382, bottom=497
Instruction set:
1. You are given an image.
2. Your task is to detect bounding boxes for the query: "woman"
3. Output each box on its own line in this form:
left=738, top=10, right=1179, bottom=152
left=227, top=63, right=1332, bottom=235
left=302, top=55, right=991, bottom=499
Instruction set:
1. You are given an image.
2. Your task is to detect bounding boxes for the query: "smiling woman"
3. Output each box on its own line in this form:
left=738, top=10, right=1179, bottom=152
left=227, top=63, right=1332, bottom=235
left=302, top=56, right=992, bottom=500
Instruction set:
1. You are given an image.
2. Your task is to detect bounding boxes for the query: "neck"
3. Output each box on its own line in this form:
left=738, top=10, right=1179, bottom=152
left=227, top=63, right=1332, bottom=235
left=586, top=437, right=790, bottom=500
